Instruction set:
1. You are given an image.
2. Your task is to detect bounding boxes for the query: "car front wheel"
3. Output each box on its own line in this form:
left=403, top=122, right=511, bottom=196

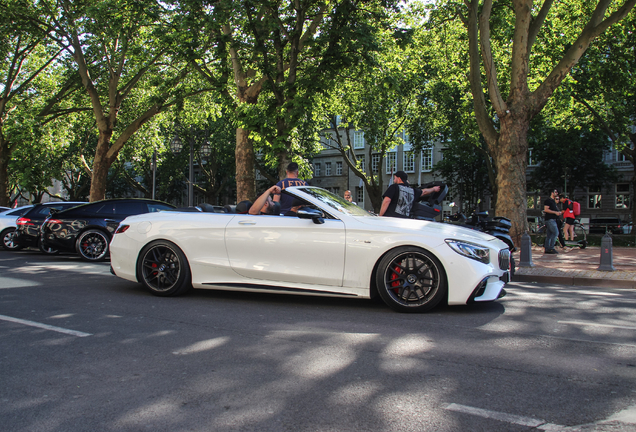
left=76, top=229, right=110, bottom=261
left=2, top=228, right=23, bottom=251
left=375, top=247, right=447, bottom=313
left=137, top=241, right=192, bottom=296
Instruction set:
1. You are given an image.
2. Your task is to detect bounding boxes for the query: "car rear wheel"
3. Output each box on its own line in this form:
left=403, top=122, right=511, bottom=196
left=1, top=228, right=23, bottom=251
left=137, top=241, right=192, bottom=296
left=375, top=247, right=447, bottom=313
left=76, top=229, right=109, bottom=261
left=38, top=239, right=59, bottom=255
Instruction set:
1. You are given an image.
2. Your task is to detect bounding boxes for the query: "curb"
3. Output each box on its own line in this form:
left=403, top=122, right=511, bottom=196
left=512, top=274, right=636, bottom=289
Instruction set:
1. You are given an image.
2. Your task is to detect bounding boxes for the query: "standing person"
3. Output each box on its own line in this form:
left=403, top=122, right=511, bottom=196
left=379, top=171, right=440, bottom=218
left=273, top=162, right=308, bottom=215
left=543, top=189, right=562, bottom=254
left=344, top=190, right=356, bottom=205
left=560, top=195, right=575, bottom=241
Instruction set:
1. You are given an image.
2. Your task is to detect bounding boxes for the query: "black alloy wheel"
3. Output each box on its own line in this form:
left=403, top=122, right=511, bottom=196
left=38, top=239, right=59, bottom=255
left=76, top=229, right=109, bottom=261
left=137, top=241, right=192, bottom=296
left=1, top=228, right=23, bottom=251
left=375, top=247, right=447, bottom=313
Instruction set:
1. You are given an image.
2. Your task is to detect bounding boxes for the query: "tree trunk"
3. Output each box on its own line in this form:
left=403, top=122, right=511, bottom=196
left=0, top=136, right=9, bottom=207
left=89, top=130, right=114, bottom=202
left=491, top=115, right=530, bottom=246
left=235, top=128, right=255, bottom=202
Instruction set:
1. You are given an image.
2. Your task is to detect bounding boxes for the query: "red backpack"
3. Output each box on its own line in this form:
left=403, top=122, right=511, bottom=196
left=572, top=201, right=580, bottom=216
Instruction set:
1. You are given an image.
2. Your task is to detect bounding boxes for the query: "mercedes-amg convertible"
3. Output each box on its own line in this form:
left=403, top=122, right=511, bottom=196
left=109, top=187, right=510, bottom=313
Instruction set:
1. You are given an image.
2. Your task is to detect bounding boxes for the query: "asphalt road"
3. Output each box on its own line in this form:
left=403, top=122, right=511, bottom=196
left=1, top=250, right=635, bottom=432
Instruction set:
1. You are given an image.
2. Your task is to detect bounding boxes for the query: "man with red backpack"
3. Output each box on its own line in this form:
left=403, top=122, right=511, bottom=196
left=560, top=195, right=576, bottom=241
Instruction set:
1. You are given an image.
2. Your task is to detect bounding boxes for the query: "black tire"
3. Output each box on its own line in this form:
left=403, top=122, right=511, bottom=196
left=137, top=241, right=192, bottom=296
left=38, top=239, right=59, bottom=255
left=375, top=247, right=447, bottom=313
left=76, top=229, right=110, bottom=261
left=1, top=228, right=23, bottom=251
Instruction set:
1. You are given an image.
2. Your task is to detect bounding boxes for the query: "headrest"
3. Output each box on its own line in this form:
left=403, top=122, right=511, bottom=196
left=235, top=200, right=253, bottom=214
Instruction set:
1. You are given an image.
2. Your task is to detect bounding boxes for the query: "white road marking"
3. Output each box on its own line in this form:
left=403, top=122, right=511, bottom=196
left=445, top=403, right=565, bottom=430
left=0, top=314, right=91, bottom=337
left=558, top=320, right=636, bottom=330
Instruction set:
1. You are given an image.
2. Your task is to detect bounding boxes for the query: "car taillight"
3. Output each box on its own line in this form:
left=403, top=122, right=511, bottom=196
left=16, top=217, right=34, bottom=226
left=115, top=224, right=130, bottom=234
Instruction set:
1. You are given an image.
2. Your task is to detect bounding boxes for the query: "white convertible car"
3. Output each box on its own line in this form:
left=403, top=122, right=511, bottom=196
left=110, top=187, right=510, bottom=313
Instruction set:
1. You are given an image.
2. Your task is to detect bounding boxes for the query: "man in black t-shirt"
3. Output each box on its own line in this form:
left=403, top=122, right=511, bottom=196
left=379, top=171, right=440, bottom=218
left=273, top=162, right=308, bottom=215
left=543, top=189, right=562, bottom=254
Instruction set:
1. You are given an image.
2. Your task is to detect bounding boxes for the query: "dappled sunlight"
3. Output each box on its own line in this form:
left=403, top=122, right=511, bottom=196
left=116, top=400, right=180, bottom=428
left=172, top=337, right=230, bottom=355
left=381, top=334, right=436, bottom=357
left=0, top=277, right=40, bottom=289
left=49, top=314, right=75, bottom=319
left=282, top=345, right=357, bottom=378
left=326, top=381, right=383, bottom=406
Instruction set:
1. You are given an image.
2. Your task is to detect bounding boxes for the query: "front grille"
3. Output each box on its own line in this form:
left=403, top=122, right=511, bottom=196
left=498, top=249, right=511, bottom=271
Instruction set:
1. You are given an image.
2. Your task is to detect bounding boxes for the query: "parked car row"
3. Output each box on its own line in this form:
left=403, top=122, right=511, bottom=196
left=1, top=199, right=174, bottom=261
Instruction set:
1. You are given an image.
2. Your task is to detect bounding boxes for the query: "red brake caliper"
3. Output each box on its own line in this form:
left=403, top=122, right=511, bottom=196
left=391, top=265, right=401, bottom=293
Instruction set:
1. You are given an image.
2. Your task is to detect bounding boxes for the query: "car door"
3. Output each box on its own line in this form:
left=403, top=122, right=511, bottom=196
left=225, top=214, right=346, bottom=287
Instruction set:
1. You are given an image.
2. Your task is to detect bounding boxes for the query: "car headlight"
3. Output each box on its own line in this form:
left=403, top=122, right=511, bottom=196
left=445, top=239, right=490, bottom=264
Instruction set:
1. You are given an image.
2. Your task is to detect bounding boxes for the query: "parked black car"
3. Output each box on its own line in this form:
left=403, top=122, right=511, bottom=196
left=589, top=217, right=624, bottom=234
left=14, top=202, right=86, bottom=252
left=41, top=198, right=175, bottom=261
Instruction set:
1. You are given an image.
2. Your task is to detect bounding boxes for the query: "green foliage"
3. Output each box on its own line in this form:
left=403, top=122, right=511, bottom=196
left=528, top=120, right=619, bottom=199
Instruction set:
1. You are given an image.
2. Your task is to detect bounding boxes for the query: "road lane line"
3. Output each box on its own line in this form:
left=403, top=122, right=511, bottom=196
left=558, top=320, right=636, bottom=330
left=445, top=403, right=565, bottom=430
left=0, top=314, right=91, bottom=337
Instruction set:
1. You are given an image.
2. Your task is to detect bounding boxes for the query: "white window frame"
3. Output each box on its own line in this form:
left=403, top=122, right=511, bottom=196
left=386, top=152, right=397, bottom=173
left=421, top=148, right=433, bottom=172
left=325, top=162, right=332, bottom=176
left=356, top=186, right=364, bottom=205
left=353, top=131, right=365, bottom=149
left=336, top=161, right=343, bottom=175
left=403, top=151, right=415, bottom=173
left=372, top=154, right=380, bottom=174
left=315, top=163, right=321, bottom=177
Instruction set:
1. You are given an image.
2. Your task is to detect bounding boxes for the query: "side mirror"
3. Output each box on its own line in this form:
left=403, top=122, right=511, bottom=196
left=297, top=208, right=325, bottom=224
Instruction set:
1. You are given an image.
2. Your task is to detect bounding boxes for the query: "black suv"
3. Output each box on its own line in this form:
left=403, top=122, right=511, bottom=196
left=14, top=202, right=86, bottom=252
left=41, top=198, right=174, bottom=261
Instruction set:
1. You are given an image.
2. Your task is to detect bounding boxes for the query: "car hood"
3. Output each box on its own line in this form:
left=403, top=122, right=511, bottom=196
left=354, top=216, right=502, bottom=245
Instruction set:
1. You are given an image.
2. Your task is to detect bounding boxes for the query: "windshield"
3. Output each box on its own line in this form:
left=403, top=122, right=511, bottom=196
left=295, top=187, right=373, bottom=217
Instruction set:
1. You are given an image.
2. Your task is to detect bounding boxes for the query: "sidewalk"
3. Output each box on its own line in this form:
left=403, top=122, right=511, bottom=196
left=512, top=245, right=636, bottom=288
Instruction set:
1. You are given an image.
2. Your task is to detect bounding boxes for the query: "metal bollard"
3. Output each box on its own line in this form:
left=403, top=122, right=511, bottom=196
left=518, top=232, right=534, bottom=267
left=597, top=233, right=615, bottom=271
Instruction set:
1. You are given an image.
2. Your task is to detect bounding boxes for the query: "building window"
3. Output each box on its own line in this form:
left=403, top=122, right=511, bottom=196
left=528, top=148, right=538, bottom=166
left=336, top=161, right=343, bottom=175
left=314, top=163, right=321, bottom=177
left=353, top=131, right=365, bottom=149
left=616, top=183, right=630, bottom=209
left=325, top=162, right=332, bottom=176
left=421, top=148, right=433, bottom=172
left=255, top=169, right=263, bottom=181
left=588, top=186, right=602, bottom=209
left=386, top=152, right=397, bottom=173
left=332, top=187, right=340, bottom=196
left=372, top=154, right=380, bottom=174
left=403, top=151, right=415, bottom=173
left=358, top=155, right=365, bottom=173
left=356, top=186, right=364, bottom=205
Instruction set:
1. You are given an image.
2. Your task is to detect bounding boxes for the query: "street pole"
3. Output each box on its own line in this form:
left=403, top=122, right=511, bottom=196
left=152, top=149, right=156, bottom=200
left=189, top=136, right=194, bottom=207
